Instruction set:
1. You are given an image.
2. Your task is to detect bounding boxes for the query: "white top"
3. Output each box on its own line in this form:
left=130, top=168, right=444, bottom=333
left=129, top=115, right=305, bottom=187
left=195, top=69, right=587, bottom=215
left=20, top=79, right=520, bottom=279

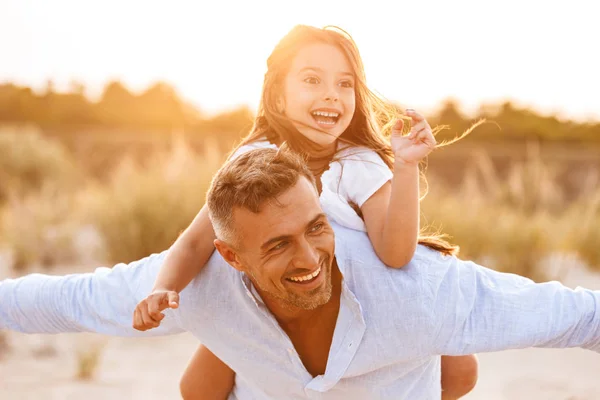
left=231, top=140, right=393, bottom=232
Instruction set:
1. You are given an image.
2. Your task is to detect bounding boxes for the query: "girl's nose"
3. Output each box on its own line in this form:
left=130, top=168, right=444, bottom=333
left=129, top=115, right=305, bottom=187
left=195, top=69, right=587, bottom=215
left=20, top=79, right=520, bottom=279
left=323, top=86, right=339, bottom=102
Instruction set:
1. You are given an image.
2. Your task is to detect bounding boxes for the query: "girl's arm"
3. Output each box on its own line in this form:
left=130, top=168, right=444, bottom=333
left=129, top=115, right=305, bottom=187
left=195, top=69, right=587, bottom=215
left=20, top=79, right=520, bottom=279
left=361, top=110, right=436, bottom=269
left=361, top=161, right=420, bottom=268
left=152, top=204, right=216, bottom=293
left=132, top=205, right=216, bottom=331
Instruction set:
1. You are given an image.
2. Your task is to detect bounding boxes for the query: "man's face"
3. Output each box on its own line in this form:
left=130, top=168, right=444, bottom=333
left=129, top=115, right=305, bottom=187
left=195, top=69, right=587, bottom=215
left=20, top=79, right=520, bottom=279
left=230, top=177, right=335, bottom=310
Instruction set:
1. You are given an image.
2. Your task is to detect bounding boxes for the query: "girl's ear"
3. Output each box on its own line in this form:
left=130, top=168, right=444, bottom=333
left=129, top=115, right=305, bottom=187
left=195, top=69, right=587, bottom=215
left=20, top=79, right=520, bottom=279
left=276, top=96, right=285, bottom=114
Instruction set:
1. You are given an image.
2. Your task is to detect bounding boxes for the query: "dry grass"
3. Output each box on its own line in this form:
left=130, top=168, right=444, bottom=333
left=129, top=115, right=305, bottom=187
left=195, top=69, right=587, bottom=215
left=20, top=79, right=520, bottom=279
left=0, top=131, right=598, bottom=278
left=0, top=125, right=80, bottom=203
left=0, top=184, right=82, bottom=270
left=80, top=136, right=223, bottom=263
left=422, top=142, right=600, bottom=279
left=75, top=342, right=106, bottom=380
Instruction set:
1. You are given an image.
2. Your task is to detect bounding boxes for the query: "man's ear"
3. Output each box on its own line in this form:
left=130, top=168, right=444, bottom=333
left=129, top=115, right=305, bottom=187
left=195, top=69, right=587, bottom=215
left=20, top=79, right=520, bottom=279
left=214, top=239, right=245, bottom=272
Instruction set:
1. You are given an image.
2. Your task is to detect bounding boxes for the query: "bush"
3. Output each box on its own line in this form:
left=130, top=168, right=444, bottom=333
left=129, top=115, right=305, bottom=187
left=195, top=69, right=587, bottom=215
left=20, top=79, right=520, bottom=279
left=421, top=147, right=576, bottom=281
left=0, top=125, right=80, bottom=204
left=0, top=184, right=83, bottom=270
left=562, top=185, right=600, bottom=271
left=82, top=137, right=223, bottom=263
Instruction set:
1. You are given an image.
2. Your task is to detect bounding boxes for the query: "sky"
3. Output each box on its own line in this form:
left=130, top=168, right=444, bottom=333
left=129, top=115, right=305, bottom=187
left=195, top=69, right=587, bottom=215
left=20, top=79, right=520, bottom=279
left=1, top=0, right=599, bottom=121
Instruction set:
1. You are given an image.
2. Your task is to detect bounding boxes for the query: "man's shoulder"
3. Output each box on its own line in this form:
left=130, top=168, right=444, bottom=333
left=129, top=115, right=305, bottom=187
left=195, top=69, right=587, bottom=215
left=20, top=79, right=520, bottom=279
left=332, top=222, right=379, bottom=264
left=179, top=248, right=243, bottom=305
left=332, top=222, right=443, bottom=271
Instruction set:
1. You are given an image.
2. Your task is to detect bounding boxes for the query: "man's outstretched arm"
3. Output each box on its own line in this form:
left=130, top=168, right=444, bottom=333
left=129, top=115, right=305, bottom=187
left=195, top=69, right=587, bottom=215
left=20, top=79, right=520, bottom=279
left=0, top=252, right=184, bottom=336
left=425, top=252, right=600, bottom=355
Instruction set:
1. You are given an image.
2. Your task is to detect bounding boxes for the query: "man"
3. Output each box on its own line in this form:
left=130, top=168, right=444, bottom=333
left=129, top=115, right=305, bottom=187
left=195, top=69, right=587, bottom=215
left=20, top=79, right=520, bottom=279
left=1, top=148, right=600, bottom=400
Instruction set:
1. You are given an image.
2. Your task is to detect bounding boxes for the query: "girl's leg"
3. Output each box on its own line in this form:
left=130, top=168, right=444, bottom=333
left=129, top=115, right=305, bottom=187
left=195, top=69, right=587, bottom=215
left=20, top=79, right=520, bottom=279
left=180, top=344, right=235, bottom=400
left=441, top=354, right=479, bottom=400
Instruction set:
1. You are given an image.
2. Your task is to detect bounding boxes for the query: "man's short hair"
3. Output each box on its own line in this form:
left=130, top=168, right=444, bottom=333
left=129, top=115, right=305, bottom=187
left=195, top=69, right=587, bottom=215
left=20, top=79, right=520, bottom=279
left=206, top=146, right=316, bottom=246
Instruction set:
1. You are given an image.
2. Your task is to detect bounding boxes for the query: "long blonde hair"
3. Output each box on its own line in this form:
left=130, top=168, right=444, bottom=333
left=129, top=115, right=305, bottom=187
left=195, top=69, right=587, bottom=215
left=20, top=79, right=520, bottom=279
left=232, top=25, right=478, bottom=256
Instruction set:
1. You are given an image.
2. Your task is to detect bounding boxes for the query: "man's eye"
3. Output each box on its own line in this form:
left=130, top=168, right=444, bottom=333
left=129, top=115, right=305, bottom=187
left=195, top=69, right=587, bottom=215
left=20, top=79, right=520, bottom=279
left=304, top=76, right=319, bottom=84
left=271, top=242, right=287, bottom=251
left=310, top=223, right=324, bottom=233
left=339, top=80, right=354, bottom=88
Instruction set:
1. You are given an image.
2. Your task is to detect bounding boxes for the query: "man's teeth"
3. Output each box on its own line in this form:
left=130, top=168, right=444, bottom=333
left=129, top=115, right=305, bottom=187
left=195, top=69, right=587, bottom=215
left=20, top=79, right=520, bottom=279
left=288, top=267, right=321, bottom=282
left=312, top=111, right=339, bottom=118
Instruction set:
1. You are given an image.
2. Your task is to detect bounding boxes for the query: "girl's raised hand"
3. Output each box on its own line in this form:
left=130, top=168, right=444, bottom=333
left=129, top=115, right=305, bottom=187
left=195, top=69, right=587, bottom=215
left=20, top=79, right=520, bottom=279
left=390, top=109, right=436, bottom=165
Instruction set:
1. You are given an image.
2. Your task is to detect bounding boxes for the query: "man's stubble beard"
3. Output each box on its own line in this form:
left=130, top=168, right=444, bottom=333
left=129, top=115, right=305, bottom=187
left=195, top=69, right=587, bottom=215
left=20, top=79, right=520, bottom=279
left=251, top=256, right=333, bottom=311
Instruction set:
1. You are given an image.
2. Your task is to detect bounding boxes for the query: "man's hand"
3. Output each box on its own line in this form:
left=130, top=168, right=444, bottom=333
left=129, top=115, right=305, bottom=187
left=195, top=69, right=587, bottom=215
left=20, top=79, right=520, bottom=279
left=133, top=289, right=180, bottom=331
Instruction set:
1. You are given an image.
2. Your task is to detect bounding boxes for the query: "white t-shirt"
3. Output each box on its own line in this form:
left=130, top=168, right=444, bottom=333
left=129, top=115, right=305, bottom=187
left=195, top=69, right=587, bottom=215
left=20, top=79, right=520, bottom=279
left=230, top=140, right=393, bottom=232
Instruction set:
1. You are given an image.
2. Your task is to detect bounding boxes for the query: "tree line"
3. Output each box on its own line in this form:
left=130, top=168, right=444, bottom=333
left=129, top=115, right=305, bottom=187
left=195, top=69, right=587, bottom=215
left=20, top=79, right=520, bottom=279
left=1, top=81, right=598, bottom=142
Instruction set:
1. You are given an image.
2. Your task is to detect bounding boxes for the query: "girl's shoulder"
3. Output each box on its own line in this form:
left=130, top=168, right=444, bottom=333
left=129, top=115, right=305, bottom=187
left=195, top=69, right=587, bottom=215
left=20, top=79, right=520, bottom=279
left=324, top=143, right=393, bottom=208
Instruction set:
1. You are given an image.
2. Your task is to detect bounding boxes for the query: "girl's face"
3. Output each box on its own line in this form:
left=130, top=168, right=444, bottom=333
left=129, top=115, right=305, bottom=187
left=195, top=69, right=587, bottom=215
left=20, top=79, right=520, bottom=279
left=281, top=43, right=356, bottom=148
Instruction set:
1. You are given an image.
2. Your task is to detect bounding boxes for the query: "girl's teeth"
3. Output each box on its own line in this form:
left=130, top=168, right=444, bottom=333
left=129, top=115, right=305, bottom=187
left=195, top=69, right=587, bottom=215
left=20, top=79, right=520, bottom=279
left=312, top=111, right=339, bottom=117
left=312, top=111, right=339, bottom=125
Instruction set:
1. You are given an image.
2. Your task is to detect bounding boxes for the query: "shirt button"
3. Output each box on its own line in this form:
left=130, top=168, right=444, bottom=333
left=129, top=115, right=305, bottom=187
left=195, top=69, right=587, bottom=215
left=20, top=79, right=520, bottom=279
left=287, top=348, right=294, bottom=354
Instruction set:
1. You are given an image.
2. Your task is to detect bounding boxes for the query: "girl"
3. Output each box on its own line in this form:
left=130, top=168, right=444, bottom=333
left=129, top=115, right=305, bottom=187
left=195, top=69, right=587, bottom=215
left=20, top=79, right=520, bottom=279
left=134, top=25, right=479, bottom=400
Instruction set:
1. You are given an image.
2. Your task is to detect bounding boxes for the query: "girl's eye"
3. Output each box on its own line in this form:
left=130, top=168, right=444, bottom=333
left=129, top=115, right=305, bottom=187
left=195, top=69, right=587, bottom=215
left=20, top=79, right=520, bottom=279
left=339, top=80, right=354, bottom=88
left=304, top=76, right=319, bottom=84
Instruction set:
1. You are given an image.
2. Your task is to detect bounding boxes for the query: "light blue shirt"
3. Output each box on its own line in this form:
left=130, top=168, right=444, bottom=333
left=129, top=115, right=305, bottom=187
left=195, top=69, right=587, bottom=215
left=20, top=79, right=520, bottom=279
left=2, top=223, right=600, bottom=399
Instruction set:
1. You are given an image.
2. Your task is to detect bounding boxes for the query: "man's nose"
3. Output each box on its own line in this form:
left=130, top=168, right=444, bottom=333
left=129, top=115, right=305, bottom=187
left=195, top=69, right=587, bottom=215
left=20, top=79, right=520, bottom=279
left=293, top=237, right=320, bottom=269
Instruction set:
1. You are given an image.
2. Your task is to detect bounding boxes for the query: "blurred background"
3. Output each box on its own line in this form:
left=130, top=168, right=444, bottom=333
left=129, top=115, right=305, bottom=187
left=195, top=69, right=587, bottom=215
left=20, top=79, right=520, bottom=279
left=1, top=0, right=599, bottom=399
